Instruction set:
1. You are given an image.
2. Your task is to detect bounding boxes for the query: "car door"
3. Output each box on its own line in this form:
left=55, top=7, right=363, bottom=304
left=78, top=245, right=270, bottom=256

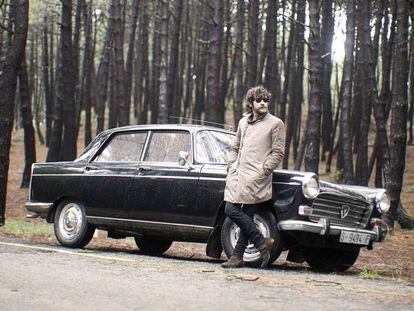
left=81, top=131, right=147, bottom=218
left=127, top=130, right=201, bottom=225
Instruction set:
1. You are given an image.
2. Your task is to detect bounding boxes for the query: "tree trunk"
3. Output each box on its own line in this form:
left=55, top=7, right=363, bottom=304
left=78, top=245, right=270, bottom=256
left=340, top=0, right=356, bottom=184
left=73, top=0, right=84, bottom=136
left=108, top=56, right=117, bottom=128
left=96, top=4, right=114, bottom=133
left=320, top=0, right=334, bottom=161
left=32, top=29, right=45, bottom=146
left=183, top=1, right=193, bottom=120
left=219, top=0, right=231, bottom=119
left=42, top=13, right=53, bottom=146
left=292, top=0, right=306, bottom=162
left=112, top=0, right=127, bottom=126
left=283, top=0, right=305, bottom=169
left=205, top=0, right=224, bottom=125
left=157, top=0, right=169, bottom=124
left=279, top=1, right=296, bottom=122
left=134, top=0, right=148, bottom=124
left=0, top=0, right=29, bottom=225
left=140, top=1, right=150, bottom=124
left=409, top=9, right=414, bottom=145
left=18, top=57, right=36, bottom=188
left=233, top=0, right=245, bottom=127
left=387, top=0, right=409, bottom=224
left=124, top=0, right=140, bottom=125
left=49, top=14, right=56, bottom=131
left=82, top=0, right=94, bottom=146
left=166, top=0, right=183, bottom=122
left=246, top=0, right=258, bottom=88
left=60, top=0, right=77, bottom=161
left=355, top=1, right=373, bottom=186
left=46, top=52, right=64, bottom=162
left=193, top=2, right=208, bottom=121
left=304, top=0, right=322, bottom=174
left=150, top=0, right=161, bottom=123
left=263, top=0, right=280, bottom=118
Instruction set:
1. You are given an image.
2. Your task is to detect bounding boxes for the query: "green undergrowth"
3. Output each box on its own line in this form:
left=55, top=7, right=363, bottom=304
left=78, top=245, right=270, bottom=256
left=0, top=217, right=53, bottom=236
left=359, top=266, right=380, bottom=280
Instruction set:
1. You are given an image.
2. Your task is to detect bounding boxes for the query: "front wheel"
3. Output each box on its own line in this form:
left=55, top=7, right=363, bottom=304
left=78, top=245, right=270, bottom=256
left=303, top=247, right=360, bottom=273
left=53, top=199, right=95, bottom=248
left=221, top=209, right=282, bottom=267
left=134, top=236, right=173, bottom=254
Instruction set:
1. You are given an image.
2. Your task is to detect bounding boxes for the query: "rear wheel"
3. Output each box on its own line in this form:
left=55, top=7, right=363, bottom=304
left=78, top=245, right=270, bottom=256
left=221, top=209, right=282, bottom=267
left=134, top=236, right=173, bottom=254
left=303, top=247, right=360, bottom=273
left=53, top=199, right=95, bottom=248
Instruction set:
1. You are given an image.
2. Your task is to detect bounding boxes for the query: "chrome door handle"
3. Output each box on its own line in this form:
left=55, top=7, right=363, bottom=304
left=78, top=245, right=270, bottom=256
left=85, top=165, right=99, bottom=171
left=139, top=166, right=152, bottom=172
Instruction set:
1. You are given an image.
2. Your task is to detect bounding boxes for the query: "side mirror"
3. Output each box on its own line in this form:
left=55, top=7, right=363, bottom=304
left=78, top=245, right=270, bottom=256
left=178, top=151, right=189, bottom=167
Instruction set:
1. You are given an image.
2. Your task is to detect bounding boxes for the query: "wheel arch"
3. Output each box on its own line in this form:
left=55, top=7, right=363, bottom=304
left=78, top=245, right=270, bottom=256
left=46, top=196, right=79, bottom=223
left=206, top=200, right=278, bottom=259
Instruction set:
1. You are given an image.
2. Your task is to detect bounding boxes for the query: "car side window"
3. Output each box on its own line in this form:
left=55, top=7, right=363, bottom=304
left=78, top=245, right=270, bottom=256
left=94, top=132, right=147, bottom=162
left=196, top=130, right=234, bottom=163
left=144, top=131, right=191, bottom=163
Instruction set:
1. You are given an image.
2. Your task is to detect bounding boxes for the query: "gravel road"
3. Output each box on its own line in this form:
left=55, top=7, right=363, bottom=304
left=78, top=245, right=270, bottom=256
left=0, top=236, right=413, bottom=311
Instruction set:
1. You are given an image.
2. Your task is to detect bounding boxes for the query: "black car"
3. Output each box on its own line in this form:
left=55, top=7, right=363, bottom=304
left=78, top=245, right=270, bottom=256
left=26, top=124, right=389, bottom=272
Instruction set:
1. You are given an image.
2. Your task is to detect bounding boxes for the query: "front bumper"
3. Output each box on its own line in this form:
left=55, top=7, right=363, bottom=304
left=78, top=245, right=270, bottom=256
left=25, top=201, right=53, bottom=218
left=278, top=219, right=387, bottom=243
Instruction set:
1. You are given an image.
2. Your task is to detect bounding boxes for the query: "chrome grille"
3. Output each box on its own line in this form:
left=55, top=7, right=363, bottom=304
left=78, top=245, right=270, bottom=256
left=309, top=192, right=373, bottom=228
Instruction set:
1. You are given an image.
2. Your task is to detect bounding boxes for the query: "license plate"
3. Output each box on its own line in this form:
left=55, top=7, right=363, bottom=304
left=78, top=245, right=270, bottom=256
left=339, top=231, right=371, bottom=245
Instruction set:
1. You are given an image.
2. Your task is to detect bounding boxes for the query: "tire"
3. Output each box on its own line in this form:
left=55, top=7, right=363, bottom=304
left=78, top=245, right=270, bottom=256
left=53, top=199, right=95, bottom=248
left=221, top=209, right=282, bottom=267
left=303, top=247, right=360, bottom=273
left=134, top=236, right=173, bottom=254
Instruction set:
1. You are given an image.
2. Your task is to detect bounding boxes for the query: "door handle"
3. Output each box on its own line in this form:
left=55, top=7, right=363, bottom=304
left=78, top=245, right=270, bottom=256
left=139, top=166, right=152, bottom=172
left=85, top=165, right=99, bottom=171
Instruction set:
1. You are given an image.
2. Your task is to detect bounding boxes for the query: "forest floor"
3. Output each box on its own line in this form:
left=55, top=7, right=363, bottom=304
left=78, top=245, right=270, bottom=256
left=2, top=128, right=414, bottom=282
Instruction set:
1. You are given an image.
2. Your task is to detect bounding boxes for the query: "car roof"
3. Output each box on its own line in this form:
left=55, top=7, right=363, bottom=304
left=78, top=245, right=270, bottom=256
left=101, top=124, right=235, bottom=135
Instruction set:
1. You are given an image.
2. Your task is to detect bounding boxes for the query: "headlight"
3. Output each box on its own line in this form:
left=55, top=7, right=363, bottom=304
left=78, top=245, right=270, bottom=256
left=375, top=189, right=390, bottom=213
left=302, top=174, right=320, bottom=199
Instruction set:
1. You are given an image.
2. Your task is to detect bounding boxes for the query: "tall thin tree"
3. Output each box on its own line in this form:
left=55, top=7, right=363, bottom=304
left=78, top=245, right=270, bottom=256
left=0, top=0, right=29, bottom=225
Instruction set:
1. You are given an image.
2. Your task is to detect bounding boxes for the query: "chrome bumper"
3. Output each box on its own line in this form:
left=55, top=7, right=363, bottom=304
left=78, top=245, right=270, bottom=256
left=25, top=201, right=53, bottom=218
left=277, top=220, right=387, bottom=242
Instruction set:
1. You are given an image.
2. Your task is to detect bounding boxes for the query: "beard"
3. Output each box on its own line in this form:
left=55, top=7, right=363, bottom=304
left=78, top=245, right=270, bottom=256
left=252, top=105, right=268, bottom=115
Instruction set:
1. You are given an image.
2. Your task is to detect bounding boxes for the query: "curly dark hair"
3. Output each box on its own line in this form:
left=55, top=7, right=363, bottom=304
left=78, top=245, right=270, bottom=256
left=244, top=86, right=272, bottom=113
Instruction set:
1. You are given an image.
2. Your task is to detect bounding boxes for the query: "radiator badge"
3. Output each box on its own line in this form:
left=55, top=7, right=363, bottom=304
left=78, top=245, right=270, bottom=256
left=340, top=205, right=351, bottom=219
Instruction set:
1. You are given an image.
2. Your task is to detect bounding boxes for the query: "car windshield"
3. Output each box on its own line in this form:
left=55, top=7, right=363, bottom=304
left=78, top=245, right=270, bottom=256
left=196, top=130, right=235, bottom=164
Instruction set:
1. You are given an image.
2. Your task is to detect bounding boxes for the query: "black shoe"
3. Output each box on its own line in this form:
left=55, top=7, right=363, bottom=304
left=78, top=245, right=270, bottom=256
left=257, top=237, right=274, bottom=268
left=221, top=255, right=245, bottom=268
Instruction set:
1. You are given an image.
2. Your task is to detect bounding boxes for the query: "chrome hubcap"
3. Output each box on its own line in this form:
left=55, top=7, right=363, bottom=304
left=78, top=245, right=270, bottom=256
left=59, top=203, right=83, bottom=240
left=229, top=214, right=270, bottom=262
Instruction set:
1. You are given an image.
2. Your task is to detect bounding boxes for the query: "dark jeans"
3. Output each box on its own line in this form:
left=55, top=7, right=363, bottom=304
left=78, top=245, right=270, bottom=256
left=224, top=202, right=265, bottom=258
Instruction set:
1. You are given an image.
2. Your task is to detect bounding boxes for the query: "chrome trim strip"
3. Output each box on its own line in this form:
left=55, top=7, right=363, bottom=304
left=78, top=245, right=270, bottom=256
left=199, top=177, right=226, bottom=181
left=25, top=202, right=53, bottom=214
left=140, top=130, right=152, bottom=162
left=137, top=175, right=198, bottom=180
left=274, top=181, right=301, bottom=186
left=32, top=174, right=135, bottom=178
left=29, top=164, right=35, bottom=201
left=86, top=216, right=213, bottom=230
left=32, top=174, right=199, bottom=180
left=277, top=220, right=378, bottom=239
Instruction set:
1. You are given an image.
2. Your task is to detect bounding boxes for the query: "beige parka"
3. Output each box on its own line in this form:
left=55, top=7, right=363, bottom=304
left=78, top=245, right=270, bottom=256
left=224, top=112, right=285, bottom=204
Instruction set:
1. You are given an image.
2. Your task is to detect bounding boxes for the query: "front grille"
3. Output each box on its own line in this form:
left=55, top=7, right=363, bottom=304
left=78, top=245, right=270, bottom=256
left=309, top=192, right=373, bottom=228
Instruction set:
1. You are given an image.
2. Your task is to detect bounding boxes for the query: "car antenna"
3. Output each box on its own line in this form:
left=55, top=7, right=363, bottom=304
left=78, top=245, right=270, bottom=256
left=168, top=116, right=233, bottom=131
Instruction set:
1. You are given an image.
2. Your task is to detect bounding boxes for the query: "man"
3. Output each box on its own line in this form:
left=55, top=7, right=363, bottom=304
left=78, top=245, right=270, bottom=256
left=222, top=86, right=285, bottom=268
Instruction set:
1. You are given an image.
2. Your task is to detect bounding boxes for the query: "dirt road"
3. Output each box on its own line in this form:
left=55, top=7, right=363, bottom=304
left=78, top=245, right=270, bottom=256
left=0, top=236, right=413, bottom=310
